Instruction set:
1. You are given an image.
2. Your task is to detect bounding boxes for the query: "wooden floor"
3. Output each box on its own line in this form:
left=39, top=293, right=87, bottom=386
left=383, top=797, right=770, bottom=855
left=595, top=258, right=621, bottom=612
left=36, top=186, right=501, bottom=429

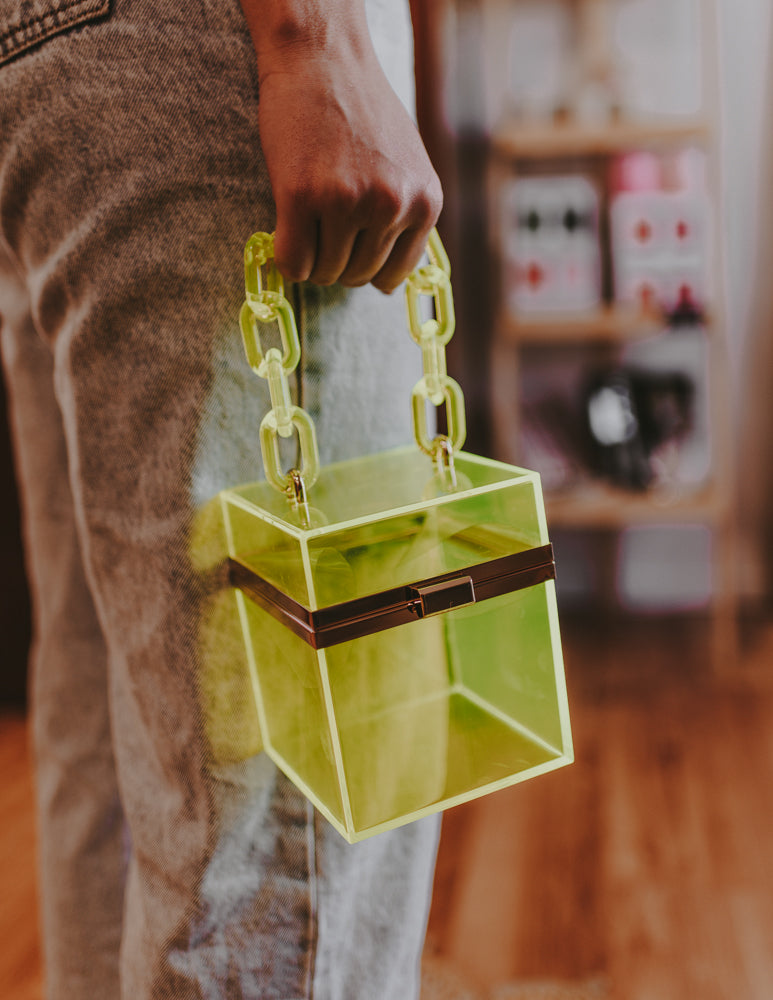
left=1, top=710, right=43, bottom=1000
left=2, top=615, right=773, bottom=1000
left=426, top=615, right=773, bottom=1000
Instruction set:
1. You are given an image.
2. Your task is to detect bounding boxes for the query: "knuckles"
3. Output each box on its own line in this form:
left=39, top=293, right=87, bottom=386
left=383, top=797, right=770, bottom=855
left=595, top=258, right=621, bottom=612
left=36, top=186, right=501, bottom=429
left=285, top=165, right=442, bottom=231
left=418, top=174, right=444, bottom=228
left=275, top=159, right=443, bottom=289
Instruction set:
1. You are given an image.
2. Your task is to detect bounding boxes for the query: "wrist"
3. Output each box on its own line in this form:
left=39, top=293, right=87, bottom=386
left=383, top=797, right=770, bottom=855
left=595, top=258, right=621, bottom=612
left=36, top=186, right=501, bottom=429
left=239, top=0, right=372, bottom=74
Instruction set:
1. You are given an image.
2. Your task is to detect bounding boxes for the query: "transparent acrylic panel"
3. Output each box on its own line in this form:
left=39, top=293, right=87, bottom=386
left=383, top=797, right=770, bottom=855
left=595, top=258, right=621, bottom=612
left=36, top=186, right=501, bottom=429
left=446, top=581, right=567, bottom=751
left=223, top=447, right=543, bottom=526
left=301, top=448, right=542, bottom=527
left=223, top=447, right=550, bottom=609
left=221, top=495, right=309, bottom=605
left=326, top=580, right=570, bottom=839
left=324, top=614, right=451, bottom=832
left=236, top=595, right=345, bottom=829
left=306, top=482, right=547, bottom=607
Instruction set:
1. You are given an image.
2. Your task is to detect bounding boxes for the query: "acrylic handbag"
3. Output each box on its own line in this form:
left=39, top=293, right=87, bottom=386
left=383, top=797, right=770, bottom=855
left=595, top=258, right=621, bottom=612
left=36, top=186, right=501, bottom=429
left=219, top=229, right=573, bottom=842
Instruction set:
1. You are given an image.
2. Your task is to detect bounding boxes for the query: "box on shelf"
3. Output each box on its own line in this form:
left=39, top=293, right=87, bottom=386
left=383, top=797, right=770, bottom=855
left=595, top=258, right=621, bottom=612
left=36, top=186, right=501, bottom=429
left=610, top=152, right=710, bottom=320
left=502, top=175, right=602, bottom=315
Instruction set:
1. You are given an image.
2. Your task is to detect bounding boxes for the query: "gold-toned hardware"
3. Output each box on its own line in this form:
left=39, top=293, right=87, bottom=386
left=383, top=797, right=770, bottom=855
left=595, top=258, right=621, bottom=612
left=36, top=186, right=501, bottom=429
left=432, top=435, right=458, bottom=490
left=286, top=468, right=307, bottom=505
left=286, top=468, right=312, bottom=528
left=414, top=576, right=476, bottom=618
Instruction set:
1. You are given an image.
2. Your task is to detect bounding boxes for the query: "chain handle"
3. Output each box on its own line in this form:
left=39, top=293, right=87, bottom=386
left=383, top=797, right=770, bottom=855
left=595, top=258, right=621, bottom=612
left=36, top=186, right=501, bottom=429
left=240, top=233, right=320, bottom=499
left=405, top=229, right=466, bottom=483
left=239, top=228, right=466, bottom=501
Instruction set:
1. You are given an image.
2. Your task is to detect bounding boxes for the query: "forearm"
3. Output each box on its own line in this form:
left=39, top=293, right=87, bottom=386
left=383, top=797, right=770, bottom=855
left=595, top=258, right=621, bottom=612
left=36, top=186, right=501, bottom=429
left=238, top=0, right=442, bottom=291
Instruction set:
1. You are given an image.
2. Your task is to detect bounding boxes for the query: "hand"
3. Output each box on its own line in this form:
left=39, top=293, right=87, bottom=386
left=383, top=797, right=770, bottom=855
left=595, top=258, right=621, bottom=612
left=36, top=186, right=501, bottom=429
left=248, top=8, right=443, bottom=293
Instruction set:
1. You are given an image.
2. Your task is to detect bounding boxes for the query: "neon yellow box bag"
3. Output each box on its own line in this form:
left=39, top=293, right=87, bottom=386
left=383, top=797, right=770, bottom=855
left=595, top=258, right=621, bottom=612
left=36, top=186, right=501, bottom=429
left=220, top=231, right=573, bottom=842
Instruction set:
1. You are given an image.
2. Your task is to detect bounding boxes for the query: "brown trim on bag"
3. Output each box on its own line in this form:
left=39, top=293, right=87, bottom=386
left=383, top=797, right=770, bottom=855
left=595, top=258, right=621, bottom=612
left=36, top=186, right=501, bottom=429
left=0, top=0, right=110, bottom=67
left=229, top=544, right=556, bottom=650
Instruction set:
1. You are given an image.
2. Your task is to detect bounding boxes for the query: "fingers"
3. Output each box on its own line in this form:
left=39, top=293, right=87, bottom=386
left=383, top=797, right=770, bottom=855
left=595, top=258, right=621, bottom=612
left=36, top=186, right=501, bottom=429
left=370, top=226, right=433, bottom=294
left=309, top=210, right=360, bottom=286
left=338, top=227, right=400, bottom=288
left=256, top=38, right=444, bottom=293
left=273, top=181, right=443, bottom=292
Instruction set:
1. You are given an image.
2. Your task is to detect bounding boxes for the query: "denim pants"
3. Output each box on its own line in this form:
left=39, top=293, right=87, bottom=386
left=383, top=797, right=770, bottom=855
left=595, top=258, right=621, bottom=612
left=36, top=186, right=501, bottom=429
left=0, top=0, right=441, bottom=997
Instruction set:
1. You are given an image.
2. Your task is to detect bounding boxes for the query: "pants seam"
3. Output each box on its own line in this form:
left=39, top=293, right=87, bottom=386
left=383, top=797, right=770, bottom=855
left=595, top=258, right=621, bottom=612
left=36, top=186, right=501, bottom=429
left=305, top=799, right=319, bottom=1000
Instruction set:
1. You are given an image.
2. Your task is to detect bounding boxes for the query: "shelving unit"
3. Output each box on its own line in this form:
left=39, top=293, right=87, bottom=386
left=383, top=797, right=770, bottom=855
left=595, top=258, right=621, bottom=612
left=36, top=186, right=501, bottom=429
left=500, top=303, right=664, bottom=344
left=492, top=119, right=711, bottom=161
left=544, top=481, right=726, bottom=529
left=486, top=0, right=736, bottom=665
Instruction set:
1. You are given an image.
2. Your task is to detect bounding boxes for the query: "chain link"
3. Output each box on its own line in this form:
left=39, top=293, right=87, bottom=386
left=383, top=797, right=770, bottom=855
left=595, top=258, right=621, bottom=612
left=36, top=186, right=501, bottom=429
left=239, top=227, right=467, bottom=502
left=405, top=229, right=467, bottom=467
left=244, top=232, right=284, bottom=306
left=240, top=233, right=320, bottom=498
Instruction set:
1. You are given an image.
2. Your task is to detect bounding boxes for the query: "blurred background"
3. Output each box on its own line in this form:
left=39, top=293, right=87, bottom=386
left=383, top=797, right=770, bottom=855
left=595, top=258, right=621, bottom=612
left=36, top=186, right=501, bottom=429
left=411, top=1, right=773, bottom=998
left=412, top=0, right=773, bottom=626
left=2, top=1, right=773, bottom=998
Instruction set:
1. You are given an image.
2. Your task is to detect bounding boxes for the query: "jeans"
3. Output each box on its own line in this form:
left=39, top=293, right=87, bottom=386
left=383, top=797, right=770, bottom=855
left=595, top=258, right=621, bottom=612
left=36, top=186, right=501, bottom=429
left=0, top=0, right=441, bottom=996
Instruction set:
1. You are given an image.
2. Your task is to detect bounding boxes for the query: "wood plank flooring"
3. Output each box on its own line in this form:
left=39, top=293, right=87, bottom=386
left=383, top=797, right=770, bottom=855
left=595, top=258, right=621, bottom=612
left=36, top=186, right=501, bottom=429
left=2, top=616, right=773, bottom=999
left=0, top=711, right=43, bottom=1000
left=426, top=615, right=773, bottom=1000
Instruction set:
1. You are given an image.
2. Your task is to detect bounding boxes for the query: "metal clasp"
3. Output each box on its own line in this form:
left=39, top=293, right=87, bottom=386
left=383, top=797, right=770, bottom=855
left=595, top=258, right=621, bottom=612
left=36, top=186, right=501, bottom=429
left=413, top=575, right=476, bottom=618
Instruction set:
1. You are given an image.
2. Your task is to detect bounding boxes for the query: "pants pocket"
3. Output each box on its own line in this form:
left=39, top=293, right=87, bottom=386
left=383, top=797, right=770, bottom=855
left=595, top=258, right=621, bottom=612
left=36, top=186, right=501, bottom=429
left=0, top=0, right=110, bottom=66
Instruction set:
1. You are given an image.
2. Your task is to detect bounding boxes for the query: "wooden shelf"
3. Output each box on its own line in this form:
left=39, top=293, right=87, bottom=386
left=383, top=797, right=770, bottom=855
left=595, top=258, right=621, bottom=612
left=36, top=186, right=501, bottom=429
left=492, top=118, right=711, bottom=161
left=544, top=480, right=728, bottom=529
left=483, top=0, right=736, bottom=663
left=501, top=304, right=664, bottom=344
